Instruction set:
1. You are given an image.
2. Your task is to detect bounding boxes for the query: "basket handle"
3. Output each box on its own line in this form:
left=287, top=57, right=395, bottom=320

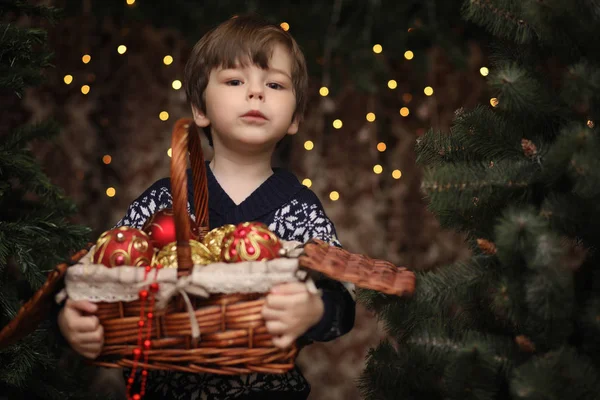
left=170, top=118, right=209, bottom=272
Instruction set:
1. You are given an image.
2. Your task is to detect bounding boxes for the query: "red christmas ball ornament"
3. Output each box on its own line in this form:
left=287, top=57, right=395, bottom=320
left=221, top=222, right=282, bottom=262
left=142, top=208, right=199, bottom=249
left=92, top=227, right=155, bottom=268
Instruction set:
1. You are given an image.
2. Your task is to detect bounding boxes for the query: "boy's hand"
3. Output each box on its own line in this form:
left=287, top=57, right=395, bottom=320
left=262, top=282, right=324, bottom=349
left=57, top=299, right=104, bottom=359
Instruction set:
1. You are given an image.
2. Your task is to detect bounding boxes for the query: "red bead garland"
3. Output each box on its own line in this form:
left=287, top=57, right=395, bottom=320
left=126, top=263, right=162, bottom=400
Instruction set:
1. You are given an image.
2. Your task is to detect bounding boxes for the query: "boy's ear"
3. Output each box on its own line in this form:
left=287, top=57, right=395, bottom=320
left=191, top=105, right=211, bottom=128
left=287, top=116, right=299, bottom=136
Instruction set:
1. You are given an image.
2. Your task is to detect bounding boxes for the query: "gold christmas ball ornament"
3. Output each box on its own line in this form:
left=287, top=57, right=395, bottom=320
left=202, top=225, right=236, bottom=259
left=155, top=240, right=218, bottom=268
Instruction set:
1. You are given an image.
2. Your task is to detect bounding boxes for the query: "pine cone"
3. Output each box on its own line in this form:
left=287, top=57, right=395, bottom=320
left=521, top=139, right=538, bottom=158
left=476, top=238, right=497, bottom=254
left=515, top=335, right=536, bottom=353
left=560, top=237, right=588, bottom=271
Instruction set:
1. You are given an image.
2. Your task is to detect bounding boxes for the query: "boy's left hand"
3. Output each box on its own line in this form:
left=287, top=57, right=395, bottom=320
left=262, top=282, right=324, bottom=349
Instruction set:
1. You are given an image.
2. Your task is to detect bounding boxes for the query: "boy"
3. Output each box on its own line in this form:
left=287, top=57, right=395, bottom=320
left=58, top=14, right=355, bottom=400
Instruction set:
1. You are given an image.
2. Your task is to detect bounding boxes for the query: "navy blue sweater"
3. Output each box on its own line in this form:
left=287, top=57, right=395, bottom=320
left=115, top=163, right=355, bottom=399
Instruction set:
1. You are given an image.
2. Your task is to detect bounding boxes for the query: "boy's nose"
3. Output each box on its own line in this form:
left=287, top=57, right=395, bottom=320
left=247, top=86, right=264, bottom=101
left=248, top=92, right=263, bottom=100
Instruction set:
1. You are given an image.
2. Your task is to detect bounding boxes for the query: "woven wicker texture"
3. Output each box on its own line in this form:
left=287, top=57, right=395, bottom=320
left=299, top=239, right=416, bottom=296
left=93, top=294, right=297, bottom=374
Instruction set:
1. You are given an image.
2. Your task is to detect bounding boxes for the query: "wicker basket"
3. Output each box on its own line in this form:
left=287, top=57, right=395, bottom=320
left=87, top=118, right=300, bottom=374
left=0, top=118, right=418, bottom=377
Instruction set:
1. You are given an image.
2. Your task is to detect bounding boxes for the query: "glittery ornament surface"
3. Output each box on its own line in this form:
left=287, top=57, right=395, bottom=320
left=92, top=227, right=155, bottom=267
left=155, top=240, right=217, bottom=268
left=202, top=225, right=236, bottom=260
left=221, top=222, right=282, bottom=262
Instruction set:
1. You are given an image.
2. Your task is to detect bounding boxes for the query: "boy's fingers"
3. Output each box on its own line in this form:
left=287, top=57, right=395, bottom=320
left=79, top=348, right=102, bottom=360
left=271, top=334, right=294, bottom=349
left=265, top=320, right=287, bottom=335
left=76, top=342, right=103, bottom=353
left=270, top=282, right=307, bottom=295
left=261, top=305, right=285, bottom=320
left=75, top=316, right=100, bottom=332
left=75, top=327, right=104, bottom=344
left=265, top=293, right=302, bottom=310
left=66, top=299, right=98, bottom=314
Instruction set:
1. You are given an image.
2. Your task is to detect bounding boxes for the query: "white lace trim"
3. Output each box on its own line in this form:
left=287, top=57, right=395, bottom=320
left=56, top=240, right=305, bottom=306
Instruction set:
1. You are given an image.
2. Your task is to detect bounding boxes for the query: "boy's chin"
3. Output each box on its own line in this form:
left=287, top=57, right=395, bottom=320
left=228, top=133, right=284, bottom=149
left=224, top=138, right=279, bottom=153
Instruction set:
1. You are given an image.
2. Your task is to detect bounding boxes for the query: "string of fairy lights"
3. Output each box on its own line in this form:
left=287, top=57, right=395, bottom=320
left=62, top=0, right=500, bottom=202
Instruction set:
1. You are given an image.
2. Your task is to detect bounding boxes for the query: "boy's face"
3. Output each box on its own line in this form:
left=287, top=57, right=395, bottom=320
left=193, top=43, right=299, bottom=152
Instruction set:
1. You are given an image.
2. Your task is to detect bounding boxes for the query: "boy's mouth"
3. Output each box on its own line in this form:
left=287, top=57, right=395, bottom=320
left=241, top=110, right=268, bottom=120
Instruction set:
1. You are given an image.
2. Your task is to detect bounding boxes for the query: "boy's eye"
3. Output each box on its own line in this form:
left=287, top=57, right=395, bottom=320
left=267, top=83, right=283, bottom=90
left=226, top=80, right=243, bottom=86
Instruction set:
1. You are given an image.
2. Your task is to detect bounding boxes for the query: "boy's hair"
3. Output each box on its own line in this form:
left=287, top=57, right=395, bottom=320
left=184, top=14, right=309, bottom=145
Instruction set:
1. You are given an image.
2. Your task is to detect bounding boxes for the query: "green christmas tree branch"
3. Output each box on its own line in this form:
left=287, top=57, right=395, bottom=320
left=0, top=1, right=92, bottom=398
left=462, top=0, right=536, bottom=45
left=362, top=0, right=600, bottom=396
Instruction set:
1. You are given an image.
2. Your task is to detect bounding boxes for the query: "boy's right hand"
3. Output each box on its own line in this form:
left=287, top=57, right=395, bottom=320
left=57, top=299, right=104, bottom=359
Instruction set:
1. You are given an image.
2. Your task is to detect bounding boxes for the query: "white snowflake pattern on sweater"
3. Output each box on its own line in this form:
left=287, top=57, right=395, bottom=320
left=115, top=184, right=195, bottom=229
left=268, top=199, right=342, bottom=247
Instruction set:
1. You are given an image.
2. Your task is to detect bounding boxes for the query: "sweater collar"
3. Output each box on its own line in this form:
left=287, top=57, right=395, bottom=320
left=200, top=161, right=304, bottom=221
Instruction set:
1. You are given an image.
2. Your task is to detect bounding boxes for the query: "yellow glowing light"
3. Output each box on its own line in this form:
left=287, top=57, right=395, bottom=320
left=333, top=119, right=343, bottom=129
left=280, top=22, right=290, bottom=31
left=302, top=178, right=312, bottom=188
left=319, top=86, right=329, bottom=96
left=400, top=107, right=410, bottom=117
left=163, top=55, right=174, bottom=65
left=480, top=67, right=489, bottom=76
left=167, top=148, right=172, bottom=157
left=388, top=79, right=397, bottom=89
left=402, top=93, right=413, bottom=103
left=82, top=54, right=91, bottom=64
left=373, top=165, right=383, bottom=174
left=329, top=191, right=340, bottom=201
left=372, top=44, right=383, bottom=54
left=102, top=155, right=112, bottom=164
left=172, top=80, right=182, bottom=90
left=587, top=119, right=595, bottom=128
left=63, top=75, right=73, bottom=85
left=106, top=187, right=116, bottom=197
left=81, top=85, right=90, bottom=95
left=392, top=169, right=402, bottom=179
left=404, top=50, right=414, bottom=60
left=366, top=112, right=376, bottom=122
left=117, top=45, right=127, bottom=54
left=377, top=142, right=387, bottom=152
left=159, top=111, right=169, bottom=121
left=304, top=140, right=314, bottom=151
left=126, top=0, right=136, bottom=4
left=424, top=86, right=434, bottom=96
left=490, top=97, right=499, bottom=107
